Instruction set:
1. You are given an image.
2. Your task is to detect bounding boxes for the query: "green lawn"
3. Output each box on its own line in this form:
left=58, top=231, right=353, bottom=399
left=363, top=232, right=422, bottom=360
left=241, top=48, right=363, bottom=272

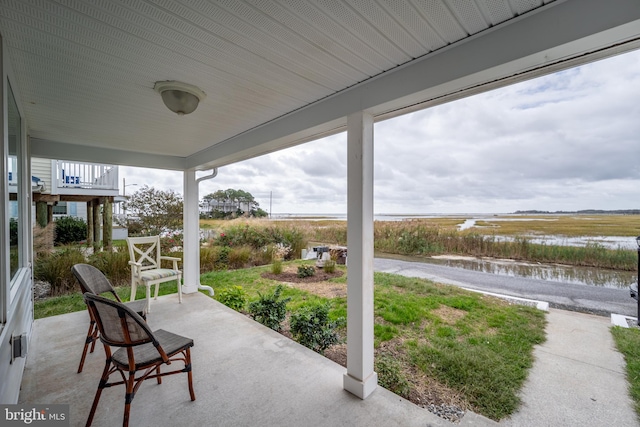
left=611, top=326, right=640, bottom=421
left=200, top=261, right=547, bottom=420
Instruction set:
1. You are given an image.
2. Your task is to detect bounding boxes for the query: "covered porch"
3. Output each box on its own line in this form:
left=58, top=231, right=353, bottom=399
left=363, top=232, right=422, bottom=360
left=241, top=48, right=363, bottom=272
left=2, top=0, right=640, bottom=407
left=19, top=292, right=492, bottom=427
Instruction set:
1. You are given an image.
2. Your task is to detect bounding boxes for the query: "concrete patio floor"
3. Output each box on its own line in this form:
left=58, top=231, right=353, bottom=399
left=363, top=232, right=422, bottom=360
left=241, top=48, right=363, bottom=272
left=19, top=292, right=497, bottom=427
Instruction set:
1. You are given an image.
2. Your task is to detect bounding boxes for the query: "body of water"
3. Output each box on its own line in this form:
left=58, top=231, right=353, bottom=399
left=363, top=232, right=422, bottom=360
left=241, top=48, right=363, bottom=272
left=426, top=255, right=635, bottom=289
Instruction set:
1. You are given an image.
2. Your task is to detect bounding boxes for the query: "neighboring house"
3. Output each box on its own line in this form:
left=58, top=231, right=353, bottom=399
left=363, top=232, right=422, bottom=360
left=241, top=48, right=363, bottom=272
left=30, top=158, right=123, bottom=243
left=202, top=199, right=253, bottom=215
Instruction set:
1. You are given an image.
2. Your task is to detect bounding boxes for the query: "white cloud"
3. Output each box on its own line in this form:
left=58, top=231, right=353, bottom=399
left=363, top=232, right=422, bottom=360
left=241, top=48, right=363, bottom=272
left=120, top=49, right=640, bottom=214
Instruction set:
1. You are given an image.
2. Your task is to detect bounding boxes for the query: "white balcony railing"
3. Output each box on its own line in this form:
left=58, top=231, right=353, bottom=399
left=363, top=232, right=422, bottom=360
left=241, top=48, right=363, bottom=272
left=52, top=160, right=119, bottom=194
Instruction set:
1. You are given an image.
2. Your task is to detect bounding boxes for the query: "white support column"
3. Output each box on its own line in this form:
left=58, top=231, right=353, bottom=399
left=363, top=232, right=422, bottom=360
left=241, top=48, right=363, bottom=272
left=343, top=111, right=377, bottom=399
left=182, top=169, right=200, bottom=294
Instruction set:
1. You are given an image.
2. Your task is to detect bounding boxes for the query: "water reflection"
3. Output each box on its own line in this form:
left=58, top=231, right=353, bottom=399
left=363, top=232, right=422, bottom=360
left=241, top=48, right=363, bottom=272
left=457, top=218, right=634, bottom=249
left=425, top=256, right=635, bottom=289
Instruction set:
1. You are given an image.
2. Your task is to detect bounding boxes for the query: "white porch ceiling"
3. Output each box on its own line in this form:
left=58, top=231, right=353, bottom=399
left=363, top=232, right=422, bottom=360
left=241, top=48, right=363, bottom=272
left=1, top=0, right=640, bottom=171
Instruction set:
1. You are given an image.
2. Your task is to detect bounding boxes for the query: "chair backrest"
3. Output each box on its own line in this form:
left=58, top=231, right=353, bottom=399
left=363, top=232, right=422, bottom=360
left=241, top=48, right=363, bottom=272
left=83, top=293, right=157, bottom=348
left=72, top=263, right=122, bottom=302
left=127, top=236, right=162, bottom=272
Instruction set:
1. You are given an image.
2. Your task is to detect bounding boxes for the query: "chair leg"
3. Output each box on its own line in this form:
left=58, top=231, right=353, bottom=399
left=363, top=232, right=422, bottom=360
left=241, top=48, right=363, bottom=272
left=186, top=348, right=195, bottom=401
left=129, top=282, right=137, bottom=302
left=154, top=282, right=160, bottom=300
left=145, top=284, right=152, bottom=313
left=78, top=321, right=97, bottom=374
left=123, top=371, right=136, bottom=427
left=86, top=358, right=111, bottom=426
left=177, top=274, right=183, bottom=304
left=156, top=365, right=162, bottom=385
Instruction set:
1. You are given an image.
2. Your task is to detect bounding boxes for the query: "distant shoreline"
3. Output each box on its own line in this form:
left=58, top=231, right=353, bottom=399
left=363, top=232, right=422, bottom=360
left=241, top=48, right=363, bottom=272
left=271, top=210, right=640, bottom=220
left=514, top=209, right=640, bottom=215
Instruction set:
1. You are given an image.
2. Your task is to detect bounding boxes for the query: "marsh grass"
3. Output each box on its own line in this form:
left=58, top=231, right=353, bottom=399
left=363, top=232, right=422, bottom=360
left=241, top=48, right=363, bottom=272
left=611, top=326, right=640, bottom=420
left=371, top=222, right=637, bottom=270
left=201, top=218, right=637, bottom=270
left=473, top=214, right=640, bottom=237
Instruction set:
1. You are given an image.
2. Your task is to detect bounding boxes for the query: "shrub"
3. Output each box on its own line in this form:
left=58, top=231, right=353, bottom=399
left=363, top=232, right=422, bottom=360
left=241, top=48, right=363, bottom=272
left=272, top=243, right=291, bottom=260
left=200, top=246, right=221, bottom=273
left=248, top=285, right=291, bottom=331
left=289, top=303, right=343, bottom=354
left=160, top=232, right=183, bottom=254
left=323, top=260, right=336, bottom=274
left=271, top=259, right=283, bottom=275
left=34, top=246, right=86, bottom=296
left=126, top=219, right=144, bottom=237
left=375, top=355, right=411, bottom=398
left=54, top=216, right=87, bottom=245
left=216, top=286, right=247, bottom=311
left=214, top=224, right=306, bottom=260
left=216, top=246, right=231, bottom=270
left=200, top=245, right=231, bottom=271
left=228, top=245, right=252, bottom=269
left=9, top=218, right=18, bottom=246
left=297, top=264, right=316, bottom=278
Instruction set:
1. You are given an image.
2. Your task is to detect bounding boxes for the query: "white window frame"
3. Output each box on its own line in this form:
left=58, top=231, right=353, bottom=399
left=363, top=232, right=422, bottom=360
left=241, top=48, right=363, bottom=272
left=1, top=35, right=32, bottom=327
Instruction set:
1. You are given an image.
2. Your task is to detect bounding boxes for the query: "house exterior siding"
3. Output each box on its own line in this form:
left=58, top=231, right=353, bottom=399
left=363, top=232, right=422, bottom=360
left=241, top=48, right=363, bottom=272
left=30, top=158, right=51, bottom=192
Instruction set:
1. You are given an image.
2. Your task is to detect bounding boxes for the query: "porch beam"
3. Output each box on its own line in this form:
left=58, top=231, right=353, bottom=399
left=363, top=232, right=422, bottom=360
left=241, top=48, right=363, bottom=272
left=343, top=111, right=377, bottom=399
left=32, top=194, right=60, bottom=203
left=30, top=138, right=186, bottom=171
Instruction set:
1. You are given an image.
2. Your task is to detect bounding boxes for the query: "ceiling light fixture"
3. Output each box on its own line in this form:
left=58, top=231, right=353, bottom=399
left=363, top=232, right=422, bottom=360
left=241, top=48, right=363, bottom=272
left=154, top=81, right=206, bottom=116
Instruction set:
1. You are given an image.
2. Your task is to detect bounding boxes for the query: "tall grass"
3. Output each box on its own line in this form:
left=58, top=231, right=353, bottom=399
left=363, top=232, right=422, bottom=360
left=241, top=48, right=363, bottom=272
left=475, top=214, right=640, bottom=237
left=305, top=221, right=637, bottom=271
left=88, top=248, right=131, bottom=287
left=281, top=219, right=637, bottom=270
left=34, top=246, right=87, bottom=296
left=210, top=222, right=307, bottom=259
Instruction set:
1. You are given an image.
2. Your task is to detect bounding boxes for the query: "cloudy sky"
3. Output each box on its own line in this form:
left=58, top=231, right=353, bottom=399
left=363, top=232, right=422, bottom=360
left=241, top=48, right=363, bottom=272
left=121, top=49, right=640, bottom=215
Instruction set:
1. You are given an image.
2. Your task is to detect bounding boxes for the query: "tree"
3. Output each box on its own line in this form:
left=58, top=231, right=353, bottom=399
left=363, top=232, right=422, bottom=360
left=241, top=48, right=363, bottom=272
left=124, top=185, right=183, bottom=235
left=201, top=188, right=263, bottom=218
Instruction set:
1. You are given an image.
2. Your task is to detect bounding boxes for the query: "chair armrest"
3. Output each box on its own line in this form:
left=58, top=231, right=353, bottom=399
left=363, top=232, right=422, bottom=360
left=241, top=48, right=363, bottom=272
left=128, top=260, right=142, bottom=274
left=160, top=256, right=181, bottom=270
